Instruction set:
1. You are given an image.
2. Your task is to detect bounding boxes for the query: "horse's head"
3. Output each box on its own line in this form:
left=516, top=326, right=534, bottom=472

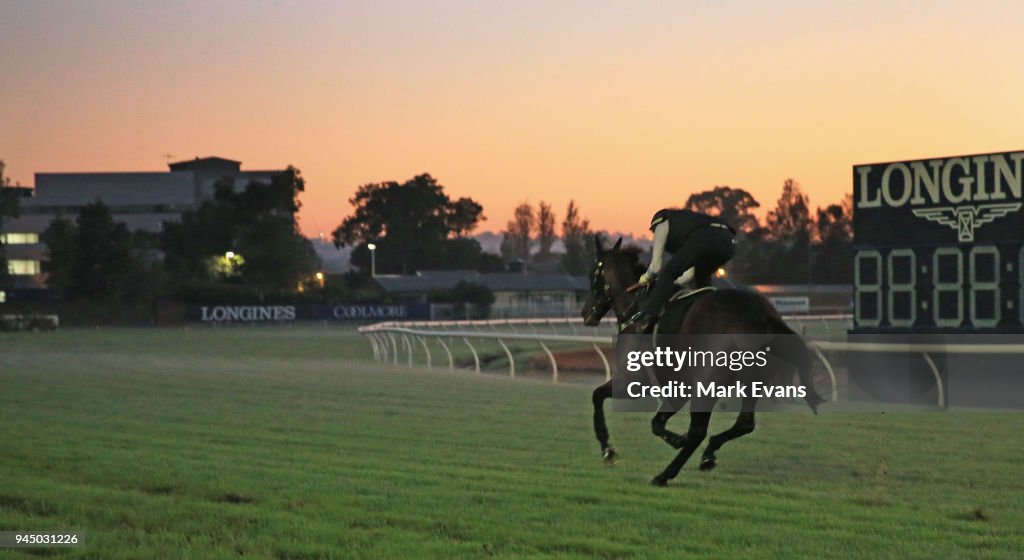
left=581, top=235, right=641, bottom=326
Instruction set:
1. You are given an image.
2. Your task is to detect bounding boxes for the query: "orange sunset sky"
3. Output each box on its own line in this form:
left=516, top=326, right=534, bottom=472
left=2, top=0, right=1022, bottom=239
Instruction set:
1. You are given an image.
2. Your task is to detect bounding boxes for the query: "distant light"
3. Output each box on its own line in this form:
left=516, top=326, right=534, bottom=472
left=315, top=272, right=324, bottom=281
left=367, top=243, right=377, bottom=251
left=225, top=251, right=235, bottom=259
left=716, top=268, right=727, bottom=278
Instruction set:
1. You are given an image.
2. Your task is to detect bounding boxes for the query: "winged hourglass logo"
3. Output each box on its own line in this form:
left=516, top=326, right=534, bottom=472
left=912, top=203, right=1022, bottom=242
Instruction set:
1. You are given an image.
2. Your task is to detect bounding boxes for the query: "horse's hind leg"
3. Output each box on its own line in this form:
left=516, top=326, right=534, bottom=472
left=651, top=401, right=689, bottom=449
left=700, top=396, right=758, bottom=471
left=592, top=380, right=618, bottom=464
left=650, top=410, right=712, bottom=486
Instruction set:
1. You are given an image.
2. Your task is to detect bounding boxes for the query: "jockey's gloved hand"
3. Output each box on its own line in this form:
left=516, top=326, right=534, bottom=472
left=639, top=271, right=657, bottom=286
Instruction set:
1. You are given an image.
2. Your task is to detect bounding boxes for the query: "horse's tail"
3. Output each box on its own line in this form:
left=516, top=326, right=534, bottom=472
left=766, top=316, right=826, bottom=414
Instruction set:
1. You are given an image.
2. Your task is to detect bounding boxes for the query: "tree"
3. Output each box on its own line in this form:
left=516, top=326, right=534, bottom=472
left=684, top=186, right=761, bottom=233
left=333, top=174, right=490, bottom=274
left=447, top=197, right=485, bottom=237
left=41, top=201, right=139, bottom=300
left=766, top=179, right=811, bottom=242
left=812, top=194, right=854, bottom=284
left=561, top=199, right=594, bottom=275
left=500, top=202, right=535, bottom=262
left=682, top=186, right=765, bottom=282
left=162, top=167, right=317, bottom=297
left=762, top=179, right=813, bottom=284
left=39, top=217, right=77, bottom=296
left=536, top=201, right=557, bottom=258
left=815, top=196, right=852, bottom=246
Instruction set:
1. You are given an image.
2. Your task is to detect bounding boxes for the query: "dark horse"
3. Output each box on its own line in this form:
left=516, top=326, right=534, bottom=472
left=582, top=236, right=825, bottom=486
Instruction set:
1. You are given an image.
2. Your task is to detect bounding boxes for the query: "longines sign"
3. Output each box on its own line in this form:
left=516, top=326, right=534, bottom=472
left=854, top=150, right=1024, bottom=245
left=189, top=303, right=430, bottom=322
left=199, top=305, right=296, bottom=322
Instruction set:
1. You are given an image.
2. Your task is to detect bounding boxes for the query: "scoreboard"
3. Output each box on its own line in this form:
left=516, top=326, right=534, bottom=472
left=853, top=150, right=1024, bottom=333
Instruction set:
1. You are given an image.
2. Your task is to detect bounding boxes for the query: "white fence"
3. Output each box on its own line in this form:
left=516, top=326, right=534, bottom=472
left=359, top=315, right=1024, bottom=408
left=358, top=315, right=850, bottom=392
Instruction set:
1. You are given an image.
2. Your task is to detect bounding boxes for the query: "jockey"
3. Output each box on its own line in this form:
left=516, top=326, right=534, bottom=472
left=621, top=208, right=736, bottom=332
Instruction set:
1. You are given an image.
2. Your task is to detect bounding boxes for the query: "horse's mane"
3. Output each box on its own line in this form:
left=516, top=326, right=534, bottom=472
left=616, top=245, right=647, bottom=279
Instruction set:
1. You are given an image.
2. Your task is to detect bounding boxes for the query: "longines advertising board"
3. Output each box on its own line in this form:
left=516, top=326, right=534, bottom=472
left=854, top=150, right=1024, bottom=246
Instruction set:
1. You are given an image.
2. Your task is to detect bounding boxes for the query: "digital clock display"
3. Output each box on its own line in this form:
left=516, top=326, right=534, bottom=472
left=853, top=150, right=1024, bottom=333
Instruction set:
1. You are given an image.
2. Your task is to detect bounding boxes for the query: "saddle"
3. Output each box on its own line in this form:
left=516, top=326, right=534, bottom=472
left=650, top=285, right=716, bottom=334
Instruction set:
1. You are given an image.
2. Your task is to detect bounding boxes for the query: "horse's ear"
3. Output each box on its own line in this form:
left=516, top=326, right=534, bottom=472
left=594, top=234, right=604, bottom=254
left=612, top=237, right=622, bottom=251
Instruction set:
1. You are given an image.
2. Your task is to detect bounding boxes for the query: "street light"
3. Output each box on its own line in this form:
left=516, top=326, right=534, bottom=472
left=225, top=251, right=235, bottom=260
left=367, top=243, right=377, bottom=277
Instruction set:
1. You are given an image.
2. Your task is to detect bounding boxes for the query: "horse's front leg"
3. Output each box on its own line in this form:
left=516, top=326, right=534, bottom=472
left=650, top=410, right=712, bottom=486
left=700, top=396, right=758, bottom=471
left=592, top=380, right=618, bottom=465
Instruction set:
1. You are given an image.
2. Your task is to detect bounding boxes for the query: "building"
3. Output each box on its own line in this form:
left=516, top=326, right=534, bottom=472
left=1, top=157, right=286, bottom=290
left=372, top=270, right=590, bottom=318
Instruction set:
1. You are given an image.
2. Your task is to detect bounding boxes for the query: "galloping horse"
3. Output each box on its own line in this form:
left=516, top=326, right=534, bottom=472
left=582, top=236, right=824, bottom=486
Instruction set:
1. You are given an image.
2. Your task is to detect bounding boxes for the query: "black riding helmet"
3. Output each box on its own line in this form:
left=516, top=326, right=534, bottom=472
left=649, top=208, right=673, bottom=232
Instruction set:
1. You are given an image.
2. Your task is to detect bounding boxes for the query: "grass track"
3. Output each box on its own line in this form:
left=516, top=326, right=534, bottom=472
left=0, top=326, right=1021, bottom=559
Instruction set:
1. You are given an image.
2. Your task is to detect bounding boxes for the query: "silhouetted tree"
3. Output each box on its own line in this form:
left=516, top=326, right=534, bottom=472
left=757, top=179, right=811, bottom=283
left=333, top=173, right=494, bottom=274
left=561, top=199, right=594, bottom=275
left=684, top=186, right=761, bottom=233
left=812, top=194, right=854, bottom=283
left=536, top=201, right=557, bottom=258
left=39, top=217, right=76, bottom=296
left=500, top=202, right=535, bottom=262
left=766, top=179, right=812, bottom=243
left=682, top=186, right=765, bottom=281
left=447, top=197, right=485, bottom=237
left=41, top=201, right=139, bottom=300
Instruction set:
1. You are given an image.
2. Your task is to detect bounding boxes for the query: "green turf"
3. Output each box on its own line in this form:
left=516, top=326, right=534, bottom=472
left=0, top=326, right=1021, bottom=559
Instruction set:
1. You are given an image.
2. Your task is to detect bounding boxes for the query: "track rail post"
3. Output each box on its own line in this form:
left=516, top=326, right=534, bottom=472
left=809, top=345, right=839, bottom=402
left=437, top=337, right=454, bottom=371
left=921, top=352, right=946, bottom=408
left=418, top=336, right=432, bottom=369
left=497, top=338, right=515, bottom=378
left=463, top=337, right=480, bottom=373
left=539, top=341, right=558, bottom=383
left=387, top=333, right=399, bottom=366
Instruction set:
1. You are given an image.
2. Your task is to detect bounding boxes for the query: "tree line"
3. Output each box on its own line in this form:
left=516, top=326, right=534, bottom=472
left=333, top=173, right=853, bottom=284
left=494, top=180, right=852, bottom=284
left=0, top=165, right=854, bottom=303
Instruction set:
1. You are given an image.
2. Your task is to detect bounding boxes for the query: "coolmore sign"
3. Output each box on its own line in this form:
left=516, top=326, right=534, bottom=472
left=854, top=150, right=1024, bottom=245
left=327, top=304, right=418, bottom=320
left=189, top=303, right=430, bottom=322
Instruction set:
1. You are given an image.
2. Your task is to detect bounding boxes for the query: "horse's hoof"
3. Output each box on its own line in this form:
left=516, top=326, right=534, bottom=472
left=649, top=476, right=668, bottom=487
left=602, top=447, right=619, bottom=466
left=699, top=455, right=717, bottom=471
